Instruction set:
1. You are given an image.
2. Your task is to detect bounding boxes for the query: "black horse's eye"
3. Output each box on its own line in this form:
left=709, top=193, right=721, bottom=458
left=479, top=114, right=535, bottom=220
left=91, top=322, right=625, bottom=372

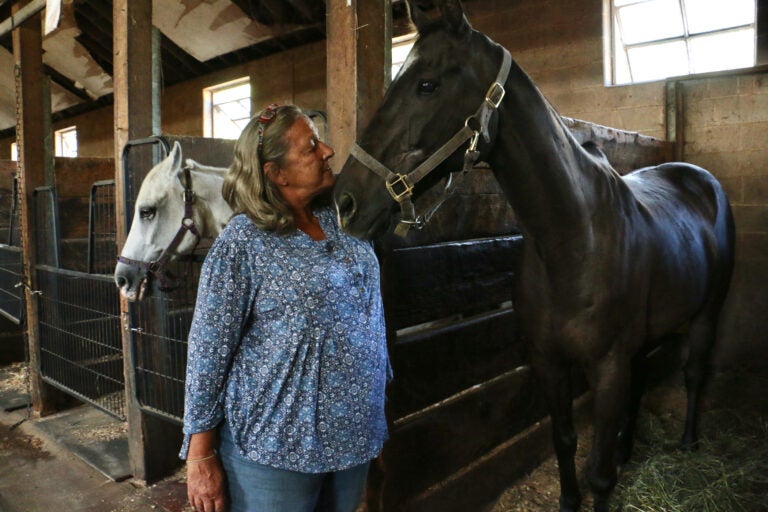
left=417, top=79, right=439, bottom=95
left=139, top=207, right=156, bottom=220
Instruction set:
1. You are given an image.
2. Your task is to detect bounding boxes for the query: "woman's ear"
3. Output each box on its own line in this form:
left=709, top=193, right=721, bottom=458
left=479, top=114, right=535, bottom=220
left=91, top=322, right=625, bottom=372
left=263, top=162, right=287, bottom=186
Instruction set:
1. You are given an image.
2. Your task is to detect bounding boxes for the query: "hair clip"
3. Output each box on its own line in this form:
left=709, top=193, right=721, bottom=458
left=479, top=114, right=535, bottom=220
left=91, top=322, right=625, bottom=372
left=257, top=103, right=280, bottom=153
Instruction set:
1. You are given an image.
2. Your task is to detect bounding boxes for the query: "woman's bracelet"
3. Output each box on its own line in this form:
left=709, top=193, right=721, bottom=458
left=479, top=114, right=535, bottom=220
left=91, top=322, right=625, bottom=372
left=186, top=453, right=216, bottom=464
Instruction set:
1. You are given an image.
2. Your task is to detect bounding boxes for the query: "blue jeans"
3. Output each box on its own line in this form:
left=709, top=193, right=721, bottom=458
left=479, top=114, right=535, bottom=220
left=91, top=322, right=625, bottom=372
left=219, top=426, right=370, bottom=512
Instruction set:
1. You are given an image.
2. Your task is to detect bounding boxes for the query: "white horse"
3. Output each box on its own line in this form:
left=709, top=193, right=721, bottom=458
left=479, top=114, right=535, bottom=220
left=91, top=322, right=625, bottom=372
left=114, top=141, right=231, bottom=301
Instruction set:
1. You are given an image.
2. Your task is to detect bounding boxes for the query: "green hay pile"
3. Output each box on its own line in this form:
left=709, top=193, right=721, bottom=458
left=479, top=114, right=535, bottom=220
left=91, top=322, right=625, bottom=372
left=613, top=376, right=768, bottom=512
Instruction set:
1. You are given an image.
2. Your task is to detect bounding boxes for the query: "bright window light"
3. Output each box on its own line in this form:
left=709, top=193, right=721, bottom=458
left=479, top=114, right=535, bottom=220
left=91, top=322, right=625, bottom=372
left=617, top=0, right=684, bottom=44
left=54, top=126, right=77, bottom=157
left=609, top=0, right=756, bottom=84
left=203, top=78, right=251, bottom=139
left=689, top=29, right=756, bottom=74
left=392, top=35, right=416, bottom=79
left=685, top=0, right=755, bottom=33
left=10, top=142, right=17, bottom=161
left=627, top=40, right=689, bottom=82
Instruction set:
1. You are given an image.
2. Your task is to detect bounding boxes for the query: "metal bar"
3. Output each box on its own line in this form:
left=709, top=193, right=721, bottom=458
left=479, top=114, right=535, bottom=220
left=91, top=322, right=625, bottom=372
left=0, top=0, right=47, bottom=39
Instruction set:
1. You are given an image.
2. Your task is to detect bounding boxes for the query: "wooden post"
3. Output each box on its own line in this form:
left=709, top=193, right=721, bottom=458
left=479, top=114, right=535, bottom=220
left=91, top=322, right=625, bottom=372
left=12, top=0, right=67, bottom=417
left=113, top=0, right=180, bottom=483
left=326, top=0, right=391, bottom=172
left=758, top=0, right=768, bottom=66
left=325, top=1, right=390, bottom=507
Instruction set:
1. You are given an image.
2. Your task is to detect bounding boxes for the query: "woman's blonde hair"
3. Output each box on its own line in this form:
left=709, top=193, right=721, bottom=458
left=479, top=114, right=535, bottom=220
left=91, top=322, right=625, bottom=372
left=222, top=104, right=308, bottom=233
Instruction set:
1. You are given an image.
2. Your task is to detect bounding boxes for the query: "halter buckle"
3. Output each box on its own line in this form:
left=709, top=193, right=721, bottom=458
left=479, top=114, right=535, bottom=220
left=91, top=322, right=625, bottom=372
left=386, top=174, right=414, bottom=202
left=468, top=131, right=481, bottom=153
left=485, top=82, right=506, bottom=109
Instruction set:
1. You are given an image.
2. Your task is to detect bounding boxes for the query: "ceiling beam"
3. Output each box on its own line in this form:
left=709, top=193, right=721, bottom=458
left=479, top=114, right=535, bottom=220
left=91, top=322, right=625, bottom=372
left=44, top=64, right=93, bottom=101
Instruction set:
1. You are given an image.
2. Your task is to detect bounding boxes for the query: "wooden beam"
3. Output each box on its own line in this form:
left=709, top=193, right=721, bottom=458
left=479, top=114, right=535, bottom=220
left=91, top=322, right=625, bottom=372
left=44, top=64, right=92, bottom=102
left=113, top=0, right=179, bottom=484
left=12, top=0, right=67, bottom=417
left=326, top=0, right=390, bottom=172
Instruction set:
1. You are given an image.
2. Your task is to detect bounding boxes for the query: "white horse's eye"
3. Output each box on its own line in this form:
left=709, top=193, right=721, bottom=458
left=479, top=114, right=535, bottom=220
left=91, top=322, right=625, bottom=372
left=139, top=207, right=156, bottom=220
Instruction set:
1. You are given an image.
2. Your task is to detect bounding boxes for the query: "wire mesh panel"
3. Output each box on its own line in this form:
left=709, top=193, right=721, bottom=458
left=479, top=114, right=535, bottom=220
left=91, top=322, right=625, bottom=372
left=130, top=259, right=203, bottom=423
left=88, top=180, right=117, bottom=275
left=37, top=265, right=125, bottom=420
left=34, top=186, right=61, bottom=267
left=0, top=245, right=23, bottom=324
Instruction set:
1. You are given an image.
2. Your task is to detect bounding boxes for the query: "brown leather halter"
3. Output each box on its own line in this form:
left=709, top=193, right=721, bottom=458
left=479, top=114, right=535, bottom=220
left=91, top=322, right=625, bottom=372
left=117, top=164, right=201, bottom=291
left=348, top=46, right=511, bottom=237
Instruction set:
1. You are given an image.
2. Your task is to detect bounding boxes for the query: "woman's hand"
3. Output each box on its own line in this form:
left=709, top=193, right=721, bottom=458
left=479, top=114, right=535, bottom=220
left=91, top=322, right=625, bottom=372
left=187, top=455, right=227, bottom=512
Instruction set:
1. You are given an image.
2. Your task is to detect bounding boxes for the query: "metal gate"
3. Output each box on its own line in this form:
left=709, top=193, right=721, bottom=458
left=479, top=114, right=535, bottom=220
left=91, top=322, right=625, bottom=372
left=122, top=136, right=234, bottom=423
left=88, top=180, right=117, bottom=275
left=37, top=266, right=124, bottom=419
left=35, top=182, right=125, bottom=420
left=0, top=175, right=23, bottom=324
left=0, top=245, right=22, bottom=324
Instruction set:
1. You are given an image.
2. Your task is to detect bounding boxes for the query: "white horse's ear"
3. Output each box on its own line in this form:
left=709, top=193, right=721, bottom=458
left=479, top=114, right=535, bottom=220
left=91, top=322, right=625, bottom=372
left=167, top=141, right=183, bottom=178
left=438, top=0, right=469, bottom=33
left=407, top=0, right=430, bottom=32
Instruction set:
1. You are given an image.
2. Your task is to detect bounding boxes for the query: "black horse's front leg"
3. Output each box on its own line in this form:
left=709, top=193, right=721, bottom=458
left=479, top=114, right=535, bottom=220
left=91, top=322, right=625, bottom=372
left=532, top=355, right=581, bottom=512
left=586, top=355, right=632, bottom=512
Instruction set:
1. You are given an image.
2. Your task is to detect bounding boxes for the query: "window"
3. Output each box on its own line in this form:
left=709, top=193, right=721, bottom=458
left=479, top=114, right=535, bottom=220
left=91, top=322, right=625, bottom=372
left=54, top=126, right=77, bottom=157
left=10, top=142, right=17, bottom=161
left=608, top=0, right=756, bottom=84
left=203, top=78, right=251, bottom=139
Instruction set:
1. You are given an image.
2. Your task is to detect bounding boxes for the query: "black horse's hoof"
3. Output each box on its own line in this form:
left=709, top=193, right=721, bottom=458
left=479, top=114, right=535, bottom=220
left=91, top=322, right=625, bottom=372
left=559, top=494, right=582, bottom=512
left=593, top=494, right=612, bottom=512
left=679, top=435, right=700, bottom=451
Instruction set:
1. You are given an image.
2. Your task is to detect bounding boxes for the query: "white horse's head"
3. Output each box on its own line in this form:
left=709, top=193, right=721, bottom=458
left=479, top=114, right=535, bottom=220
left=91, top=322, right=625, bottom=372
left=114, top=141, right=230, bottom=301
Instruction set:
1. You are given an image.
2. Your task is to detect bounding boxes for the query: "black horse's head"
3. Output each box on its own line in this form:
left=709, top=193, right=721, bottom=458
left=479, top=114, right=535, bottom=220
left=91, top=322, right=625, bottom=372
left=333, top=0, right=507, bottom=239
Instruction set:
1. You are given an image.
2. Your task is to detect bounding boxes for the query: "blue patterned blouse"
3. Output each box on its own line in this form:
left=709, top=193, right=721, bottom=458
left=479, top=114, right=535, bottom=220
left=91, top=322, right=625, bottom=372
left=180, top=207, right=391, bottom=473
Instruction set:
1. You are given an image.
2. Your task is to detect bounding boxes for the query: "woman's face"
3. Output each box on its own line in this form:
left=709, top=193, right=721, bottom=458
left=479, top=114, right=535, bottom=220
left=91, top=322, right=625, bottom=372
left=274, top=117, right=335, bottom=201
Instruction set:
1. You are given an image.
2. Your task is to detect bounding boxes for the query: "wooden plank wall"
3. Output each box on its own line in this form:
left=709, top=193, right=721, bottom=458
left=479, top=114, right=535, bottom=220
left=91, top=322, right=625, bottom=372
left=368, top=120, right=674, bottom=511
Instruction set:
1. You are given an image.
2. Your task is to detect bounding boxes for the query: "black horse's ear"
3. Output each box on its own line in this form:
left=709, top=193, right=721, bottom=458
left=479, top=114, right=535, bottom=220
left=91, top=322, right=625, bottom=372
left=438, top=0, right=469, bottom=33
left=406, top=0, right=430, bottom=32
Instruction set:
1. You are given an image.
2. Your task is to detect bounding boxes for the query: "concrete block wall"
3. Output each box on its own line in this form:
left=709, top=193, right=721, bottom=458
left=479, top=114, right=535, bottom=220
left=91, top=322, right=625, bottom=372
left=676, top=72, right=768, bottom=365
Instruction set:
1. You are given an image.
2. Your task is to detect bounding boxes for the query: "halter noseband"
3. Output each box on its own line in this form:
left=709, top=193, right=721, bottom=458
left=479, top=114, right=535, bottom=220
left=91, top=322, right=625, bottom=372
left=117, top=164, right=201, bottom=291
left=349, top=47, right=511, bottom=237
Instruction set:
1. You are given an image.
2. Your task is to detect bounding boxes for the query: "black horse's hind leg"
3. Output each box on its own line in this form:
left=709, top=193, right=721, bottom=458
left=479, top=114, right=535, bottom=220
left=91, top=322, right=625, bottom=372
left=616, top=352, right=648, bottom=465
left=532, top=356, right=581, bottom=512
left=680, top=313, right=718, bottom=449
left=586, top=355, right=632, bottom=512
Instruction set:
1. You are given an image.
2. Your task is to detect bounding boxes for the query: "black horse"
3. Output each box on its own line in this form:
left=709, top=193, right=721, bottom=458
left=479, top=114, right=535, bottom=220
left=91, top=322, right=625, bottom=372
left=332, top=1, right=735, bottom=511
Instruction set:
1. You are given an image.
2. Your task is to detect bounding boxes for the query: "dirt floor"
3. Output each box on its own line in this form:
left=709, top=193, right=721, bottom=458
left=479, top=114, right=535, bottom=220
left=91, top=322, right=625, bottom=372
left=2, top=362, right=767, bottom=512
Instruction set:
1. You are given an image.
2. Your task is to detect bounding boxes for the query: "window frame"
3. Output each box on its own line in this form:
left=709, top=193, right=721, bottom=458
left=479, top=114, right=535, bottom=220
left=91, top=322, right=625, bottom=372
left=202, top=77, right=252, bottom=139
left=606, top=0, right=757, bottom=85
left=54, top=126, right=78, bottom=158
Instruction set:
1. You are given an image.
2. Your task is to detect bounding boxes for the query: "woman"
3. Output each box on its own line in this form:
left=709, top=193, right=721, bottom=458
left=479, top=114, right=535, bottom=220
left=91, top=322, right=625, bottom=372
left=181, top=104, right=391, bottom=512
